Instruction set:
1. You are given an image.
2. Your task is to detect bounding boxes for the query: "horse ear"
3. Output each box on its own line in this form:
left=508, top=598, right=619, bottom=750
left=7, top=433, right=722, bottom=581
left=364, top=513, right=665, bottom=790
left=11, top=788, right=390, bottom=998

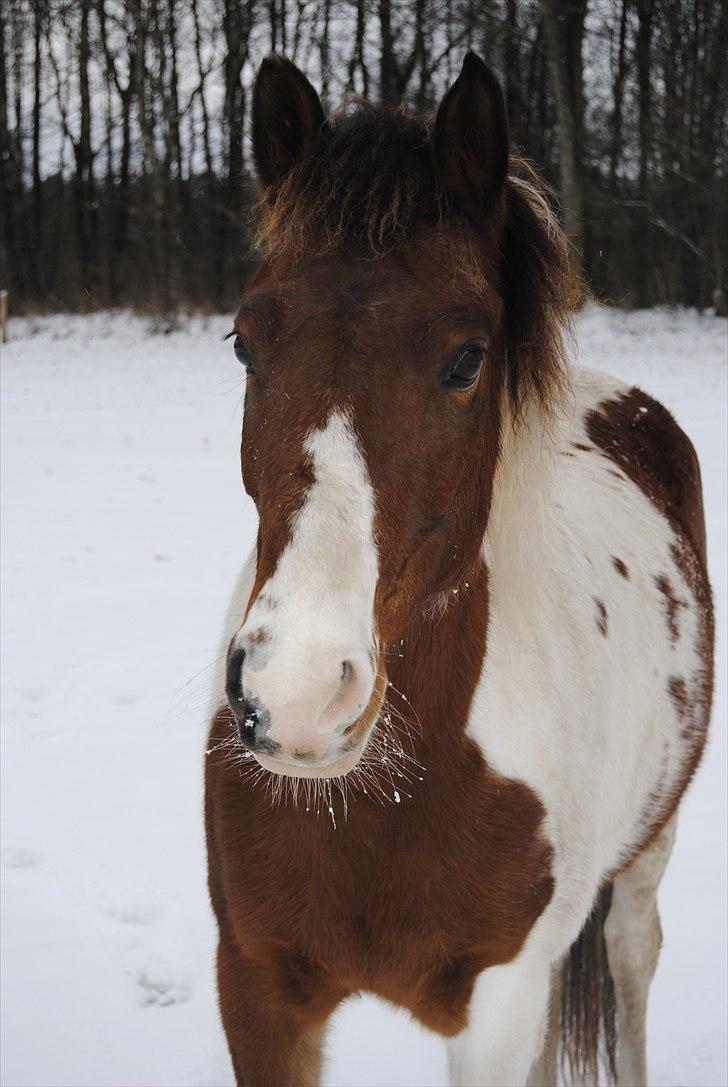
left=434, top=52, right=509, bottom=220
left=252, top=55, right=325, bottom=193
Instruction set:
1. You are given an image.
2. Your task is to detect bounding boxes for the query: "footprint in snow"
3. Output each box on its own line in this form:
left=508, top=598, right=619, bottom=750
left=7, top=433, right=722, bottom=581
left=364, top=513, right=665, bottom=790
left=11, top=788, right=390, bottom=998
left=113, top=693, right=140, bottom=706
left=3, top=848, right=40, bottom=869
left=19, top=687, right=45, bottom=704
left=109, top=903, right=157, bottom=925
left=135, top=971, right=192, bottom=1008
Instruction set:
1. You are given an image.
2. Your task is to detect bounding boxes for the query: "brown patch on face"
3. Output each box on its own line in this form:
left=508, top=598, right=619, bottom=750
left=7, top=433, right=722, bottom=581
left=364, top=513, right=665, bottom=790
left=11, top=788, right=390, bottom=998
left=206, top=559, right=553, bottom=1067
left=247, top=628, right=269, bottom=646
left=594, top=598, right=608, bottom=637
left=237, top=285, right=319, bottom=617
left=572, top=442, right=591, bottom=452
left=612, top=556, right=629, bottom=579
left=653, top=574, right=687, bottom=644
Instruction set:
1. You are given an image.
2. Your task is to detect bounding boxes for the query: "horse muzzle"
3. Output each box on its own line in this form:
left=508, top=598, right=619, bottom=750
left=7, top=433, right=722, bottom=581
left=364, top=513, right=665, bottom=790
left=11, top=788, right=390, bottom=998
left=225, top=637, right=386, bottom=777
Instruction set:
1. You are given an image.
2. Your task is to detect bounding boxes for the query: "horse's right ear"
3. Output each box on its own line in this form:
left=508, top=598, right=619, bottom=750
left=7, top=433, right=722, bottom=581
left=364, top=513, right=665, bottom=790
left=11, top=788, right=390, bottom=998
left=252, top=55, right=325, bottom=194
left=434, top=52, right=509, bottom=221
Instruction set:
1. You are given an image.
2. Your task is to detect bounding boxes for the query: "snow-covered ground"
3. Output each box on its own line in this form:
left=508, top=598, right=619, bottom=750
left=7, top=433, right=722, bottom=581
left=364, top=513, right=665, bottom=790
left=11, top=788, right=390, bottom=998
left=1, top=306, right=726, bottom=1087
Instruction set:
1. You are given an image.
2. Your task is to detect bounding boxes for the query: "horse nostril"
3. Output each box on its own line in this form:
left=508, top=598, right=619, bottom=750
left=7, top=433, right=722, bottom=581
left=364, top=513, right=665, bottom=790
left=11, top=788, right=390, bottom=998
left=225, top=643, right=274, bottom=749
left=336, top=658, right=364, bottom=712
left=225, top=644, right=246, bottom=708
left=238, top=699, right=259, bottom=732
left=231, top=693, right=276, bottom=753
left=316, top=654, right=373, bottom=737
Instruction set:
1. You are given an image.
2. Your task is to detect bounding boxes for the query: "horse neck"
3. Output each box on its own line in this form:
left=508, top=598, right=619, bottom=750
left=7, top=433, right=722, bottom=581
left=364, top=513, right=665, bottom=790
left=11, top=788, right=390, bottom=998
left=484, top=391, right=563, bottom=591
left=385, top=393, right=560, bottom=764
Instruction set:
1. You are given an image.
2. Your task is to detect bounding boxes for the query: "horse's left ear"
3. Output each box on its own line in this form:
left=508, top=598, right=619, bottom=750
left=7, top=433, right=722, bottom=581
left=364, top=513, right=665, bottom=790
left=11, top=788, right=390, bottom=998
left=434, top=52, right=509, bottom=221
left=252, top=54, right=326, bottom=194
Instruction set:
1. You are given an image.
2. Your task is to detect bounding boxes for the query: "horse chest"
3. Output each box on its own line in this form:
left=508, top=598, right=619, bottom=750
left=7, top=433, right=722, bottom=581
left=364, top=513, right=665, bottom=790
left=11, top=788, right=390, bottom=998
left=214, top=751, right=554, bottom=1035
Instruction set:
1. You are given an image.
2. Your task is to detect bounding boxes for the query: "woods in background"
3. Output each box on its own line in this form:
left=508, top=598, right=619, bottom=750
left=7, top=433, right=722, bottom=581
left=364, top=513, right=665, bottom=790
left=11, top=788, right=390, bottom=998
left=1, top=0, right=726, bottom=316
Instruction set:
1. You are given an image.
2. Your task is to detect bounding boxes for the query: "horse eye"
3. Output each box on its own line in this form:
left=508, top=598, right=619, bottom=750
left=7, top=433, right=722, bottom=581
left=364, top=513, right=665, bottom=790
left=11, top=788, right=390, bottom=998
left=442, top=343, right=485, bottom=391
left=233, top=334, right=255, bottom=374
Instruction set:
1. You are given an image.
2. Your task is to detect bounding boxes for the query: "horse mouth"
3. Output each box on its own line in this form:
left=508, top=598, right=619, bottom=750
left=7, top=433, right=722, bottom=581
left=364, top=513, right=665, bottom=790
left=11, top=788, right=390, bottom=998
left=253, top=670, right=388, bottom=780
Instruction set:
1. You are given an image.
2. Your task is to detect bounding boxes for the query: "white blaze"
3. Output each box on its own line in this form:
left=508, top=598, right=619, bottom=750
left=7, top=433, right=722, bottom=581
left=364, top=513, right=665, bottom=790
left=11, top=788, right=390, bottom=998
left=233, top=410, right=379, bottom=760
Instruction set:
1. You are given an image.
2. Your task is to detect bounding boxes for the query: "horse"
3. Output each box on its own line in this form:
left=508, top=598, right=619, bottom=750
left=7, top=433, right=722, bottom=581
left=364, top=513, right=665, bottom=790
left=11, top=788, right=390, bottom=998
left=205, top=53, right=714, bottom=1087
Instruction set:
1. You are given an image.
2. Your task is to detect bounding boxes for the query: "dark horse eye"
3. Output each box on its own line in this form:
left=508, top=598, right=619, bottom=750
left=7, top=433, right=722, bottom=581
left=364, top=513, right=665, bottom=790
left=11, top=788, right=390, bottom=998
left=442, top=342, right=485, bottom=391
left=233, top=334, right=256, bottom=375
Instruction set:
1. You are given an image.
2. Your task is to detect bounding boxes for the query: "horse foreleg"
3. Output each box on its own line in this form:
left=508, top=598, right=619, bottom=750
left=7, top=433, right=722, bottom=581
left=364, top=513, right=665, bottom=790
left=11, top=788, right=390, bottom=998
left=526, top=965, right=561, bottom=1087
left=604, top=815, right=677, bottom=1087
left=216, top=930, right=334, bottom=1087
left=447, top=951, right=552, bottom=1087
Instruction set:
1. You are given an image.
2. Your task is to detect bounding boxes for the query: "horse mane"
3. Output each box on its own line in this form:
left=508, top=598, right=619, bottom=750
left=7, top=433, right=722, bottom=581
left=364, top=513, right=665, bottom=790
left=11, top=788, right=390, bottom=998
left=253, top=100, right=582, bottom=412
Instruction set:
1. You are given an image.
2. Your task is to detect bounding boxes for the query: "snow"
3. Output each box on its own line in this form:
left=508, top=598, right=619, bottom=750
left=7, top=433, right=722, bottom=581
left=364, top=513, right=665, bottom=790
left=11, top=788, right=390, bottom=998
left=1, top=305, right=726, bottom=1087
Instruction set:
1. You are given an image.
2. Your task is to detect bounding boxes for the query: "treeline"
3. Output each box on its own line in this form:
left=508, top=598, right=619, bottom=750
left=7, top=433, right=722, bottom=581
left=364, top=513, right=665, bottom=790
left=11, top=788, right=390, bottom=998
left=1, top=0, right=727, bottom=316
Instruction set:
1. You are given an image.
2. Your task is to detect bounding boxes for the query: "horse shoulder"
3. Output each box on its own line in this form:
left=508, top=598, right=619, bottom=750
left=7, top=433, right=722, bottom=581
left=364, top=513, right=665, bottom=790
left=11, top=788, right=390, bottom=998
left=468, top=369, right=713, bottom=951
left=574, top=370, right=714, bottom=865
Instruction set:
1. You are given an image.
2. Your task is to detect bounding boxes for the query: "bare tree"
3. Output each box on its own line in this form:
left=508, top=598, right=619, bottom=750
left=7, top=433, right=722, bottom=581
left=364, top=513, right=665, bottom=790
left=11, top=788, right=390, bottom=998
left=0, top=1, right=21, bottom=297
left=541, top=0, right=587, bottom=266
left=346, top=0, right=370, bottom=96
left=634, top=0, right=654, bottom=305
left=75, top=0, right=95, bottom=298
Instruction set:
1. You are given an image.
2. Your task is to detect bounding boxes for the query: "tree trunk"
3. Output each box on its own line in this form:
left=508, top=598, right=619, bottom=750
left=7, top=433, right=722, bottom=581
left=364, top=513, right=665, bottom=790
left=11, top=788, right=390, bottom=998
left=31, top=0, right=45, bottom=293
left=346, top=0, right=369, bottom=97
left=32, top=1, right=43, bottom=228
left=635, top=0, right=654, bottom=305
left=191, top=0, right=214, bottom=176
left=319, top=0, right=332, bottom=109
left=541, top=0, right=587, bottom=271
left=608, top=0, right=628, bottom=192
left=379, top=0, right=397, bottom=105
left=76, top=0, right=94, bottom=300
left=0, top=2, right=21, bottom=296
left=504, top=0, right=522, bottom=143
left=221, top=0, right=254, bottom=306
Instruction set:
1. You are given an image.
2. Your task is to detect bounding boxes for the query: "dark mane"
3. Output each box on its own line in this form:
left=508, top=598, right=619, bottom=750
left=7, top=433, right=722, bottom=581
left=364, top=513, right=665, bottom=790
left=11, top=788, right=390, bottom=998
left=255, top=102, right=441, bottom=255
left=254, top=101, right=581, bottom=411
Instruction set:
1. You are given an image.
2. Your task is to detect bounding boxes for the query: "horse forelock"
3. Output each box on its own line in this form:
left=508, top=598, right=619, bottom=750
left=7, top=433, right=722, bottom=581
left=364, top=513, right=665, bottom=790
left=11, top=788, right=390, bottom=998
left=253, top=102, right=441, bottom=259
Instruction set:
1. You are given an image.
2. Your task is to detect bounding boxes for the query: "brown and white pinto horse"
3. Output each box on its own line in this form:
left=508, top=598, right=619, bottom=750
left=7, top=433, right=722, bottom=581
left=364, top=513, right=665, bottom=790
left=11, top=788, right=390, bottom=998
left=205, top=54, right=714, bottom=1087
